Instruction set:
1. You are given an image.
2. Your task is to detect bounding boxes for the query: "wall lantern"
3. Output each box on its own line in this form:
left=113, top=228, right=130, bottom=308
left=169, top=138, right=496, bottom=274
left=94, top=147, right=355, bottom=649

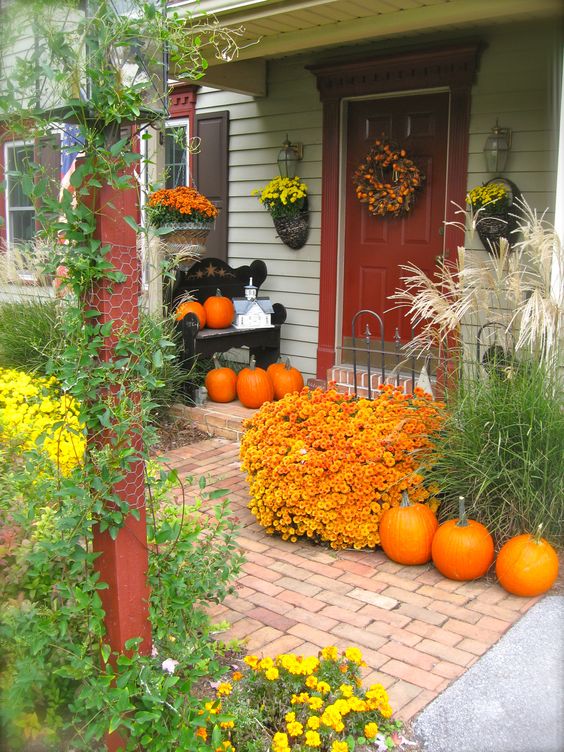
left=483, top=121, right=512, bottom=174
left=0, top=0, right=168, bottom=127
left=277, top=135, right=304, bottom=179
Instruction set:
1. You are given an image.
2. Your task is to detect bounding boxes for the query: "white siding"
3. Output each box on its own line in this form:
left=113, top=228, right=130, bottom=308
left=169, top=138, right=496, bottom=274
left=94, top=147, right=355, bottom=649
left=195, top=20, right=560, bottom=379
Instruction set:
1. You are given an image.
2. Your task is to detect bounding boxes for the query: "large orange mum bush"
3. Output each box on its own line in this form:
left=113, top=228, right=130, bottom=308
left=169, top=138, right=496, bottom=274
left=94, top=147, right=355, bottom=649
left=240, top=386, right=444, bottom=549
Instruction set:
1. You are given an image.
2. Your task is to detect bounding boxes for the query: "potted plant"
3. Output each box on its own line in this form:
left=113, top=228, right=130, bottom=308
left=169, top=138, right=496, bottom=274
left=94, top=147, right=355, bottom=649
left=467, top=179, right=520, bottom=253
left=252, top=176, right=309, bottom=249
left=147, top=185, right=219, bottom=260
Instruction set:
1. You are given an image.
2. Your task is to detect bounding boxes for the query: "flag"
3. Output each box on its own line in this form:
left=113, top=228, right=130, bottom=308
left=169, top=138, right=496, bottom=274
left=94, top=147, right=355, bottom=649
left=60, top=125, right=83, bottom=195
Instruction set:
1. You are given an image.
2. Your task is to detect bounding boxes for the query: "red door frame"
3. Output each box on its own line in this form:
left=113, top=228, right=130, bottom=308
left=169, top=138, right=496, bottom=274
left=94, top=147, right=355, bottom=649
left=308, top=45, right=481, bottom=379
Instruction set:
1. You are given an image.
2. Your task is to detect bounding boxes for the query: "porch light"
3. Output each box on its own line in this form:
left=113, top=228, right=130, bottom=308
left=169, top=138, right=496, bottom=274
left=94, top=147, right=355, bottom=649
left=483, top=121, right=512, bottom=174
left=277, top=135, right=303, bottom=179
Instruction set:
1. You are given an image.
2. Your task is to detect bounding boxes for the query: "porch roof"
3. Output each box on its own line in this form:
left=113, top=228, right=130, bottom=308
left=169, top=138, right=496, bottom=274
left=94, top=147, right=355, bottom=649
left=171, top=0, right=562, bottom=95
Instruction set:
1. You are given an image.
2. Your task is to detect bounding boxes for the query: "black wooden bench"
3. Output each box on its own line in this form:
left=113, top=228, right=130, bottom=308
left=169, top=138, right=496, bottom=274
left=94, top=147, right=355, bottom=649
left=172, top=258, right=287, bottom=381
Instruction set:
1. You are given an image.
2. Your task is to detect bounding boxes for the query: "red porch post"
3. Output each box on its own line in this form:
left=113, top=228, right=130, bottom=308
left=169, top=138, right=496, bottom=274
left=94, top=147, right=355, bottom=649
left=89, top=181, right=152, bottom=752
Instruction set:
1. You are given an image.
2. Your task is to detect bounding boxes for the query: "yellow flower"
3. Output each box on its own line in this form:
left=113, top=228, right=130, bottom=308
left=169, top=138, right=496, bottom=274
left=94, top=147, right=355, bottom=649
left=331, top=741, right=349, bottom=752
left=307, top=716, right=321, bottom=730
left=284, top=712, right=296, bottom=723
left=316, top=681, right=331, bottom=695
left=265, top=667, right=279, bottom=681
left=216, top=682, right=232, bottom=697
left=304, top=730, right=321, bottom=747
left=321, top=646, right=339, bottom=661
left=244, top=655, right=260, bottom=670
left=286, top=720, right=304, bottom=737
left=344, top=647, right=363, bottom=664
left=272, top=732, right=290, bottom=752
left=339, top=684, right=353, bottom=698
left=364, top=722, right=379, bottom=739
left=305, top=675, right=318, bottom=689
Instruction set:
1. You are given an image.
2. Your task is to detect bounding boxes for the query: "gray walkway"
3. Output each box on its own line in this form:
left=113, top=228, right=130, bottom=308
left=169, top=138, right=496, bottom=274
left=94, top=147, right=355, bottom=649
left=413, top=595, right=564, bottom=752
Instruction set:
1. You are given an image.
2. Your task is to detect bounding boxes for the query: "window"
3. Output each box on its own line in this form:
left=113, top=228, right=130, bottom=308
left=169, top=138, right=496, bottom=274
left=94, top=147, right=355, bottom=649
left=164, top=119, right=189, bottom=187
left=4, top=141, right=35, bottom=247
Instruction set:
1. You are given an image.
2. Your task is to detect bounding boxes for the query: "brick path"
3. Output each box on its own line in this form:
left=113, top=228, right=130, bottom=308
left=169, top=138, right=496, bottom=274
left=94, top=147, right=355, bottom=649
left=163, top=436, right=541, bottom=723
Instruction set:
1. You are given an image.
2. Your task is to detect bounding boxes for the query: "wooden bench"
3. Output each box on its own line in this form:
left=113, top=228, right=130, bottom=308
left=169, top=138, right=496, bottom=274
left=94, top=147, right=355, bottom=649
left=172, top=258, right=287, bottom=379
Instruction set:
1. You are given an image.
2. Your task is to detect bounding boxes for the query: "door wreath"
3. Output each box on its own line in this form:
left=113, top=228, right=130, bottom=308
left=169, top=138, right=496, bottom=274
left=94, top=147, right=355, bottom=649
left=352, top=138, right=425, bottom=217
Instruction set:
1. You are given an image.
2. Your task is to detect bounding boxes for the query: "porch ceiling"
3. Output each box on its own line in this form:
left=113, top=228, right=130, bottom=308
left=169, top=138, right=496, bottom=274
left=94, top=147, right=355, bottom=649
left=169, top=0, right=562, bottom=95
left=174, top=0, right=562, bottom=66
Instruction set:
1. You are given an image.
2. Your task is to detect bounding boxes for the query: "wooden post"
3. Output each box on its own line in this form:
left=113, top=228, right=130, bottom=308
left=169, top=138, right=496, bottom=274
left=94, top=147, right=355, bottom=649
left=89, top=180, right=152, bottom=752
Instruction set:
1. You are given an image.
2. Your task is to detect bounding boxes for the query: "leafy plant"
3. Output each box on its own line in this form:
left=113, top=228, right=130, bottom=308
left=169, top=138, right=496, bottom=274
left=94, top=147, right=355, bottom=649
left=425, top=358, right=564, bottom=544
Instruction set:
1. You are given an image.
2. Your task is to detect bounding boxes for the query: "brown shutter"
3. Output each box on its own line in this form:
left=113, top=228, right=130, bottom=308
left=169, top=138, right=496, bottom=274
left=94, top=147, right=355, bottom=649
left=193, top=110, right=229, bottom=262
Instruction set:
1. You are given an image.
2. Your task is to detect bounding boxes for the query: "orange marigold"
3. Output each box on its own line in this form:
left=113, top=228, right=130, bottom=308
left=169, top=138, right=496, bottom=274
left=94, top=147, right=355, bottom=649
left=240, top=387, right=444, bottom=549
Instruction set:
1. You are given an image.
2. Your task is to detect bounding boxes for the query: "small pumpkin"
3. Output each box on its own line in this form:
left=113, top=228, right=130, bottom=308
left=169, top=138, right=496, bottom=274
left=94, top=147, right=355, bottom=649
left=267, top=358, right=304, bottom=400
left=203, top=288, right=235, bottom=329
left=432, top=496, right=494, bottom=581
left=379, top=490, right=438, bottom=565
left=236, top=356, right=274, bottom=409
left=176, top=300, right=206, bottom=328
left=205, top=357, right=237, bottom=403
left=496, top=525, right=559, bottom=597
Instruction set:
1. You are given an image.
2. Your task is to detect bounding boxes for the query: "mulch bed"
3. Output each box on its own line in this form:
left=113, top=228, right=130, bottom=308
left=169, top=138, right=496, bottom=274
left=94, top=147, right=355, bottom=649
left=152, top=413, right=211, bottom=453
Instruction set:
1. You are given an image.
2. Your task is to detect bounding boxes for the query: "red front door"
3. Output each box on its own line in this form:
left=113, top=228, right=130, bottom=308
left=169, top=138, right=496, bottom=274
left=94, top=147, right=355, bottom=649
left=342, top=92, right=449, bottom=348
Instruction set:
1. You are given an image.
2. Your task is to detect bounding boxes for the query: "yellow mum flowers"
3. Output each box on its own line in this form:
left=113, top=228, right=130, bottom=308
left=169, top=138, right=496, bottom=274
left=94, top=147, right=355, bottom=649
left=206, top=646, right=399, bottom=751
left=0, top=368, right=85, bottom=475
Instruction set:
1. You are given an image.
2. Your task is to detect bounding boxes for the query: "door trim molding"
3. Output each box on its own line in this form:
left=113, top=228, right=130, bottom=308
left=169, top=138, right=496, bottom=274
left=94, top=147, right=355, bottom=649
left=308, top=44, right=481, bottom=379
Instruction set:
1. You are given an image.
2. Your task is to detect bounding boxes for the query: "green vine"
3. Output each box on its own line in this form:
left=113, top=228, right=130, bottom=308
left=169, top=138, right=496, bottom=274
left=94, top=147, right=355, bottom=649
left=0, top=2, right=244, bottom=749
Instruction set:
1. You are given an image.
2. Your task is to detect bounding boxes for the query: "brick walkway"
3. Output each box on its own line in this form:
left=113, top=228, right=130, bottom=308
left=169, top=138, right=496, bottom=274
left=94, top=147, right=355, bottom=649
left=163, top=436, right=541, bottom=723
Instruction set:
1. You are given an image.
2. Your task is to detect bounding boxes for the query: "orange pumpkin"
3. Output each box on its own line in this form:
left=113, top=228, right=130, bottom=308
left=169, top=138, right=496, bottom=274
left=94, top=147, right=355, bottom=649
left=205, top=357, right=237, bottom=403
left=496, top=525, right=559, bottom=597
left=379, top=490, right=438, bottom=565
left=236, top=356, right=274, bottom=409
left=432, top=497, right=494, bottom=581
left=176, top=300, right=206, bottom=328
left=203, top=288, right=234, bottom=329
left=267, top=358, right=304, bottom=400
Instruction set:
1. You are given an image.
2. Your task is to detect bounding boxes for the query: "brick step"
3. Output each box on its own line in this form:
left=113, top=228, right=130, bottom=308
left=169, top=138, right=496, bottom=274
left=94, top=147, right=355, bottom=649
left=170, top=400, right=258, bottom=441
left=327, top=365, right=434, bottom=397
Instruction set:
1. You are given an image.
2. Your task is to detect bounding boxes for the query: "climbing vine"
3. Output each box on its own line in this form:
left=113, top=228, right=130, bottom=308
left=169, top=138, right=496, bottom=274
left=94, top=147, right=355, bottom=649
left=0, top=2, right=244, bottom=749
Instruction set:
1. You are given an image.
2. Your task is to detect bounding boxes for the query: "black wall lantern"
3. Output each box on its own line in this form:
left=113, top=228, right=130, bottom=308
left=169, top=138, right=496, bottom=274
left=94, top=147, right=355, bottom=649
left=277, top=134, right=303, bottom=179
left=483, top=120, right=512, bottom=174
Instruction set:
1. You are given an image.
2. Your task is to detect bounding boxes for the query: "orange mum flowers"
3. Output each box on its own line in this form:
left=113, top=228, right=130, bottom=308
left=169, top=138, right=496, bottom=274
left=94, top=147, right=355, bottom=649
left=240, top=386, right=444, bottom=549
left=147, top=186, right=219, bottom=227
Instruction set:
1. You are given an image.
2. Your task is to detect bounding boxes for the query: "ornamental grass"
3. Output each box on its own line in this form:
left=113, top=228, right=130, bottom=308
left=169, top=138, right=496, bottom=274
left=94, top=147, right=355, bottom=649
left=0, top=367, right=85, bottom=475
left=199, top=646, right=401, bottom=752
left=240, top=386, right=444, bottom=550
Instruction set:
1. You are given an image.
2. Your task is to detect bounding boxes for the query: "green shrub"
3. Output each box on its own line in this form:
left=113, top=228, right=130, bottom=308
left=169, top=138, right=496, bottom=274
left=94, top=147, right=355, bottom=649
left=427, top=358, right=564, bottom=543
left=0, top=299, right=192, bottom=413
left=0, top=299, right=63, bottom=375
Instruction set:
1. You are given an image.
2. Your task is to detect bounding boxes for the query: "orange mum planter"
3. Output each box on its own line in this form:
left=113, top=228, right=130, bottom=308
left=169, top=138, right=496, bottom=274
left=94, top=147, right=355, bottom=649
left=379, top=490, right=438, bottom=565
left=432, top=497, right=494, bottom=581
left=496, top=525, right=559, bottom=597
left=240, top=386, right=444, bottom=549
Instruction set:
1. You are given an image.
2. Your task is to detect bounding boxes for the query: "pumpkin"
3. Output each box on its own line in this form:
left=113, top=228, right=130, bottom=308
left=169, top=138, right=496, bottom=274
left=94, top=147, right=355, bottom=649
left=205, top=357, right=237, bottom=403
left=496, top=525, right=559, bottom=597
left=236, top=356, right=274, bottom=408
left=203, top=288, right=235, bottom=329
left=432, top=496, right=494, bottom=581
left=379, top=490, right=438, bottom=565
left=175, top=300, right=206, bottom=328
left=267, top=358, right=304, bottom=400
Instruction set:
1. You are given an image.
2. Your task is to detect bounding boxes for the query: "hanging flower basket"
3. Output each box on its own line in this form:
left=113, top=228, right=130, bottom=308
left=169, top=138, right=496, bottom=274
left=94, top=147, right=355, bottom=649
left=468, top=178, right=522, bottom=254
left=160, top=220, right=214, bottom=259
left=252, top=176, right=309, bottom=250
left=272, top=210, right=309, bottom=250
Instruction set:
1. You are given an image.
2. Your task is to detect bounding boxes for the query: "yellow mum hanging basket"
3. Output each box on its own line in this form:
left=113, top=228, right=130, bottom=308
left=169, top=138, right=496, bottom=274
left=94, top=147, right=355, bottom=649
left=352, top=138, right=425, bottom=217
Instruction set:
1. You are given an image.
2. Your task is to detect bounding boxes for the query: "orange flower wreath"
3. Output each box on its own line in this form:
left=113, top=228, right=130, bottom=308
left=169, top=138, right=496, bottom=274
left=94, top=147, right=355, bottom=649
left=352, top=138, right=425, bottom=217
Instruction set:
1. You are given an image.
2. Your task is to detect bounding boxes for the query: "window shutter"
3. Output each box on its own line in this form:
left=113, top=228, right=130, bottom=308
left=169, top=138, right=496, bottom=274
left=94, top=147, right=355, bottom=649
left=193, top=111, right=229, bottom=262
